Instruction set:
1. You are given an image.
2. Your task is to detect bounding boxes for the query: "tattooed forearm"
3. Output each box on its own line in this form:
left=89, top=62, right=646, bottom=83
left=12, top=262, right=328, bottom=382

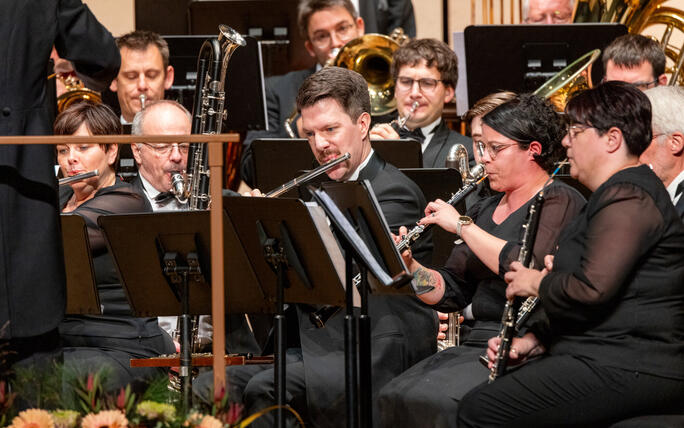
left=412, top=267, right=444, bottom=300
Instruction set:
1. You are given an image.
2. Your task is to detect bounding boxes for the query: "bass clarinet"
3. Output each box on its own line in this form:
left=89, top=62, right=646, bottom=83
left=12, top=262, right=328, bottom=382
left=487, top=188, right=545, bottom=383
left=170, top=25, right=246, bottom=208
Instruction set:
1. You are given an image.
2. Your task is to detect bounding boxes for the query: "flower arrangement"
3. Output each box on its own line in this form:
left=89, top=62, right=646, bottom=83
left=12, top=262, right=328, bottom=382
left=0, top=367, right=308, bottom=428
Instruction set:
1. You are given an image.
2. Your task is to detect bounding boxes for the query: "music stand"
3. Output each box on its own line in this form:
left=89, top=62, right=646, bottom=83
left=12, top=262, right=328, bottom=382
left=312, top=181, right=416, bottom=428
left=222, top=196, right=348, bottom=427
left=400, top=168, right=465, bottom=266
left=61, top=215, right=100, bottom=315
left=464, top=23, right=627, bottom=108
left=250, top=138, right=423, bottom=197
left=98, top=211, right=272, bottom=411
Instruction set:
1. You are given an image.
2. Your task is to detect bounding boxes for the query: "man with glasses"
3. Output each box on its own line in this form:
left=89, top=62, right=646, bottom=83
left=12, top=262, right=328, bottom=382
left=522, top=0, right=574, bottom=24
left=130, top=100, right=190, bottom=211
left=603, top=34, right=668, bottom=89
left=370, top=38, right=473, bottom=167
left=238, top=0, right=365, bottom=192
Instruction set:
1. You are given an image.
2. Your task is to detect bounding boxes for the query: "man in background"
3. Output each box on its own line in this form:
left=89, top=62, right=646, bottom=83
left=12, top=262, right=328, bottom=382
left=370, top=38, right=472, bottom=167
left=643, top=86, right=684, bottom=218
left=603, top=33, right=668, bottom=88
left=110, top=30, right=174, bottom=125
left=239, top=0, right=365, bottom=191
left=523, top=0, right=575, bottom=24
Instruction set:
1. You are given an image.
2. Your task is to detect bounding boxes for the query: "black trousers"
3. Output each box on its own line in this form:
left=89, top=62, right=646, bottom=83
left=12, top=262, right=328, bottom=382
left=458, top=354, right=684, bottom=428
left=377, top=321, right=496, bottom=428
left=193, top=348, right=307, bottom=428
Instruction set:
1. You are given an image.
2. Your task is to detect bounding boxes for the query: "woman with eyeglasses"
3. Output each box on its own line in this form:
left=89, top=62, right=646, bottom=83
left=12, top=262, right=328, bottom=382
left=56, top=102, right=174, bottom=393
left=457, top=81, right=684, bottom=426
left=377, top=93, right=586, bottom=427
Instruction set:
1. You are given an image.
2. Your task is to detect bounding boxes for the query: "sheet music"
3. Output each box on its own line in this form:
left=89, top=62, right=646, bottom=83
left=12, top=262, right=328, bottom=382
left=305, top=202, right=361, bottom=307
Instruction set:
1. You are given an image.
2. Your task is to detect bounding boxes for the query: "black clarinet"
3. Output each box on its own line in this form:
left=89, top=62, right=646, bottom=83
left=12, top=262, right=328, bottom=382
left=487, top=189, right=545, bottom=383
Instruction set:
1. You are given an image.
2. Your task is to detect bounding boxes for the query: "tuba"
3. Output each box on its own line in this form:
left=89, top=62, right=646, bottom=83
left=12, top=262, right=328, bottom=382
left=171, top=25, right=246, bottom=209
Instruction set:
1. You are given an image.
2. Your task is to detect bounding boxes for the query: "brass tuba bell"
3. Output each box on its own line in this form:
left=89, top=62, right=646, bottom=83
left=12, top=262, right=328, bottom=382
left=333, top=28, right=409, bottom=116
left=533, top=49, right=600, bottom=111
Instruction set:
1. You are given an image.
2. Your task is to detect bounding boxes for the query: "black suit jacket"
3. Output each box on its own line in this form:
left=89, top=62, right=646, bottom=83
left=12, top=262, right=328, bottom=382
left=358, top=0, right=416, bottom=37
left=298, top=153, right=438, bottom=427
left=422, top=120, right=474, bottom=168
left=0, top=0, right=120, bottom=339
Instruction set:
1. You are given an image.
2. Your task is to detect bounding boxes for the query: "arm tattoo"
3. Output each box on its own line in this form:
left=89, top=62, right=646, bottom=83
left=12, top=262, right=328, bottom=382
left=413, top=267, right=442, bottom=290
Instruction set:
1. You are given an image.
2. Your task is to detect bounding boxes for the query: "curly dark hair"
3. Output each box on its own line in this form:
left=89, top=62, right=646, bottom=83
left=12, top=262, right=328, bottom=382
left=565, top=81, right=652, bottom=156
left=482, top=93, right=565, bottom=171
left=391, top=38, right=459, bottom=88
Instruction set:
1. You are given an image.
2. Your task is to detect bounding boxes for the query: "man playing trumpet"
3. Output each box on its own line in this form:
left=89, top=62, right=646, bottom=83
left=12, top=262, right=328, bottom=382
left=369, top=38, right=473, bottom=167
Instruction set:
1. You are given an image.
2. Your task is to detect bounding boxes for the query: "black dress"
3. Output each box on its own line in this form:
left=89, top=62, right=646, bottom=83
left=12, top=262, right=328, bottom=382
left=377, top=180, right=586, bottom=428
left=59, top=179, right=174, bottom=391
left=458, top=165, right=684, bottom=427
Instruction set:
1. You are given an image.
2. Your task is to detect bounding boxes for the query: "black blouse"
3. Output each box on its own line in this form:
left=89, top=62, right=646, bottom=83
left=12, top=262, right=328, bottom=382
left=59, top=179, right=164, bottom=340
left=538, top=165, right=684, bottom=379
left=435, top=180, right=586, bottom=322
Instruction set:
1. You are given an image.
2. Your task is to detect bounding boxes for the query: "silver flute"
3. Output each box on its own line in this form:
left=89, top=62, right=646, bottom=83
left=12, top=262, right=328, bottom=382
left=265, top=153, right=351, bottom=197
left=58, top=169, right=99, bottom=185
left=395, top=164, right=486, bottom=253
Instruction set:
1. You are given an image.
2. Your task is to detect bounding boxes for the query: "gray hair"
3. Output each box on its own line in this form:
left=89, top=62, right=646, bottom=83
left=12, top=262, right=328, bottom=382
left=644, top=85, right=684, bottom=136
left=522, top=0, right=575, bottom=21
left=131, top=99, right=192, bottom=136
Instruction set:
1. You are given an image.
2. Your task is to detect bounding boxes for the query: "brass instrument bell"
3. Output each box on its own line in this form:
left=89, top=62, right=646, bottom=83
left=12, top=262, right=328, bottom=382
left=533, top=49, right=600, bottom=111
left=55, top=73, right=102, bottom=113
left=333, top=28, right=408, bottom=116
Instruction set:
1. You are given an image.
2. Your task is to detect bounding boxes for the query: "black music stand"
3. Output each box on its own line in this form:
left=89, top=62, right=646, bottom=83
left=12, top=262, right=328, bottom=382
left=312, top=181, right=417, bottom=428
left=401, top=168, right=465, bottom=266
left=249, top=138, right=423, bottom=197
left=222, top=196, right=348, bottom=427
left=98, top=211, right=272, bottom=412
left=61, top=215, right=100, bottom=315
left=464, top=23, right=627, bottom=109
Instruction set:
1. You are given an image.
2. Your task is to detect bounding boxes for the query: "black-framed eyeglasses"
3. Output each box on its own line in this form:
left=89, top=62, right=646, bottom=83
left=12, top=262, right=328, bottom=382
left=396, top=76, right=443, bottom=92
left=143, top=143, right=190, bottom=156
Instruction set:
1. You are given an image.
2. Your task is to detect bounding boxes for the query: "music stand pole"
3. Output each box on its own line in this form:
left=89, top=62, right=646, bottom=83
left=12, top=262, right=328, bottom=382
left=261, top=232, right=289, bottom=428
left=358, top=265, right=372, bottom=428
left=343, top=245, right=359, bottom=428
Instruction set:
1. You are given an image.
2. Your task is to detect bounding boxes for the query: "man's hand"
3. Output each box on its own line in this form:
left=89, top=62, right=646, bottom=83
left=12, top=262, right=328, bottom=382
left=369, top=123, right=400, bottom=140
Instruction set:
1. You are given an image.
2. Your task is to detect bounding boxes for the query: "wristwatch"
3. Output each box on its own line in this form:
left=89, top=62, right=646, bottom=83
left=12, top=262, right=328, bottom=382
left=456, top=215, right=473, bottom=236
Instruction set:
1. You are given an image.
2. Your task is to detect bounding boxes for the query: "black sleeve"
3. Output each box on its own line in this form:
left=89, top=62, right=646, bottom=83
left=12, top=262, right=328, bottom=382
left=499, top=183, right=586, bottom=275
left=54, top=0, right=120, bottom=91
left=383, top=0, right=416, bottom=37
left=74, top=186, right=151, bottom=254
left=539, top=184, right=664, bottom=324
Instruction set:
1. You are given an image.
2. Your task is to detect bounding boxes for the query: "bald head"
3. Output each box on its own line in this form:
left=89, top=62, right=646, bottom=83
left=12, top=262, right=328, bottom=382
left=131, top=100, right=191, bottom=192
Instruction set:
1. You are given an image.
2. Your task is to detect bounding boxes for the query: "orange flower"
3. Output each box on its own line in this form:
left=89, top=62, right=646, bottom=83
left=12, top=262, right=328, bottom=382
left=9, top=409, right=55, bottom=428
left=200, top=415, right=224, bottom=428
left=81, top=410, right=128, bottom=428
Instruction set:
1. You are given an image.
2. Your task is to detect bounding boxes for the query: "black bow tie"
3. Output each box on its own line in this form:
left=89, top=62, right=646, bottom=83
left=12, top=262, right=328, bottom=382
left=676, top=180, right=684, bottom=198
left=398, top=127, right=426, bottom=144
left=154, top=191, right=176, bottom=204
